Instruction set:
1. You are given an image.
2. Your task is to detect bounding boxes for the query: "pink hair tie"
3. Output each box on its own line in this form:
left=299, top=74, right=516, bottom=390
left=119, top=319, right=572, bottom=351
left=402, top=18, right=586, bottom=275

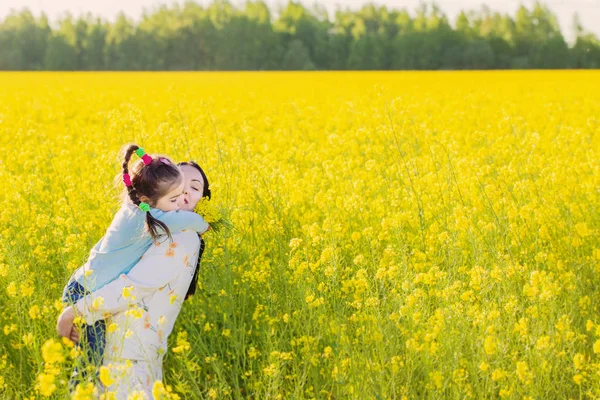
left=141, top=154, right=153, bottom=165
left=123, top=173, right=132, bottom=187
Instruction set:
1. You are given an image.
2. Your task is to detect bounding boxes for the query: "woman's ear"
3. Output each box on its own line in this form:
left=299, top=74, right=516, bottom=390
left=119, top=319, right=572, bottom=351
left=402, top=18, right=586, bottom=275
left=139, top=195, right=151, bottom=204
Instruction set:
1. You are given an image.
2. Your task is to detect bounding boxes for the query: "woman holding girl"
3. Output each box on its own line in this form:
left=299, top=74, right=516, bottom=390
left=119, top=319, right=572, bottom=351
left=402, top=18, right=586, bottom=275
left=58, top=144, right=213, bottom=398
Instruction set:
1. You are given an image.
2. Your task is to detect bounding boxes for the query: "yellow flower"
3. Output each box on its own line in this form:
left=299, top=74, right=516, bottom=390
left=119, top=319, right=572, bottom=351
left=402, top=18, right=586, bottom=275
left=535, top=336, right=551, bottom=350
left=516, top=361, right=531, bottom=383
left=194, top=198, right=221, bottom=224
left=586, top=320, right=594, bottom=331
left=193, top=197, right=233, bottom=233
left=127, top=391, right=146, bottom=400
left=289, top=238, right=303, bottom=248
left=152, top=381, right=179, bottom=400
left=70, top=347, right=81, bottom=359
left=28, top=305, right=40, bottom=319
left=71, top=382, right=95, bottom=400
left=430, top=370, right=443, bottom=389
left=575, top=222, right=592, bottom=237
left=484, top=336, right=497, bottom=355
left=41, top=339, right=64, bottom=364
left=263, top=363, right=278, bottom=377
left=101, top=392, right=117, bottom=400
left=491, top=369, right=506, bottom=381
left=121, top=286, right=131, bottom=298
left=126, top=307, right=144, bottom=319
left=152, top=381, right=167, bottom=399
left=247, top=346, right=260, bottom=359
left=37, top=373, right=56, bottom=397
left=172, top=330, right=191, bottom=353
left=20, top=281, right=34, bottom=297
left=92, top=296, right=104, bottom=311
left=99, top=366, right=114, bottom=387
left=22, top=333, right=34, bottom=347
left=6, top=282, right=17, bottom=297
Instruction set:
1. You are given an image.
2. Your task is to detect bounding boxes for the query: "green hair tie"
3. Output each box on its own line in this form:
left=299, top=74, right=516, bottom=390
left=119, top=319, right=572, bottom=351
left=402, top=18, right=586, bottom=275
left=139, top=202, right=150, bottom=212
left=135, top=148, right=145, bottom=157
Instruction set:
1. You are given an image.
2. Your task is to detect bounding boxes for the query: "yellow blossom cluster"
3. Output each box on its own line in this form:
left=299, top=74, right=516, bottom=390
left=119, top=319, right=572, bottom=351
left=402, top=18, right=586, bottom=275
left=0, top=71, right=598, bottom=398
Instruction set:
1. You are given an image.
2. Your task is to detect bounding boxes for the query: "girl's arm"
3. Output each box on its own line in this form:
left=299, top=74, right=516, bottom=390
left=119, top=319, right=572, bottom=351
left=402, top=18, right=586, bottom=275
left=150, top=208, right=210, bottom=235
left=73, top=232, right=201, bottom=325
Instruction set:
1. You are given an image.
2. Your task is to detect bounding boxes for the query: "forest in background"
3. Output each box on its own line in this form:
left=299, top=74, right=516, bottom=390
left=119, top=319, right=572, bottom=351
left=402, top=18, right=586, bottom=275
left=1, top=0, right=599, bottom=70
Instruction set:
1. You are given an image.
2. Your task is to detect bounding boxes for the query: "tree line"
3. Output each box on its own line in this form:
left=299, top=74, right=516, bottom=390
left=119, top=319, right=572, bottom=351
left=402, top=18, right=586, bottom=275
left=1, top=1, right=599, bottom=71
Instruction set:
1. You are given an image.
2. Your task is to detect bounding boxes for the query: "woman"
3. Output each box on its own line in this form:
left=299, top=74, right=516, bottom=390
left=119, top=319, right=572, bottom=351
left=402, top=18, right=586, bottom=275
left=58, top=161, right=211, bottom=398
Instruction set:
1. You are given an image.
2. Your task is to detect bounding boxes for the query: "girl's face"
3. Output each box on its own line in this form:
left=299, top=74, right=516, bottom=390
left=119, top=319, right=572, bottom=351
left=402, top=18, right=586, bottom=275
left=153, top=180, right=185, bottom=212
left=180, top=164, right=205, bottom=211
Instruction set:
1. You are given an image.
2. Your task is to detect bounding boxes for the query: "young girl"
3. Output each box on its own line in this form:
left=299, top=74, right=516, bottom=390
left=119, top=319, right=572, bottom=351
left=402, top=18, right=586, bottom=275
left=57, top=144, right=210, bottom=386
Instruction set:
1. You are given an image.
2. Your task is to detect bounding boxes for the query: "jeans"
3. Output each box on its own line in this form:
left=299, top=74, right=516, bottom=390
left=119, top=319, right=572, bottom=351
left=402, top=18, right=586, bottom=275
left=62, top=276, right=106, bottom=390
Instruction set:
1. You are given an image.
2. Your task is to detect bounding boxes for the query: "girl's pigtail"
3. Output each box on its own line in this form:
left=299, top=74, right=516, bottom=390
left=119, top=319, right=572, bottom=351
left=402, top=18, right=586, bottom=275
left=123, top=144, right=173, bottom=243
left=146, top=212, right=172, bottom=243
left=123, top=144, right=141, bottom=207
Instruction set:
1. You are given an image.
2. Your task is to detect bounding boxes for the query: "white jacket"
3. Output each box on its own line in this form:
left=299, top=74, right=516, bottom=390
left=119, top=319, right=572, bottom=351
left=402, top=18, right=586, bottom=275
left=74, top=230, right=201, bottom=362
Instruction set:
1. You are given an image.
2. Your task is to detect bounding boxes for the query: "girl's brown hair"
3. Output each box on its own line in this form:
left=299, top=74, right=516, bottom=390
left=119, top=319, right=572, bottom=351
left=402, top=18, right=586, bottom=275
left=121, top=143, right=183, bottom=242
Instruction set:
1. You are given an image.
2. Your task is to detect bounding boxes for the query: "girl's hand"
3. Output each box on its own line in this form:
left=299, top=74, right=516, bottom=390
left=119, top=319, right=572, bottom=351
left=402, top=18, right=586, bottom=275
left=69, top=326, right=80, bottom=343
left=56, top=306, right=75, bottom=338
left=200, top=225, right=211, bottom=236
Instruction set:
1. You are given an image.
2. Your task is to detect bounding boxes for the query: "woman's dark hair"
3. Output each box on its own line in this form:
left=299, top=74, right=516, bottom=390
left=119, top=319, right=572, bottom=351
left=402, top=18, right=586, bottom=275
left=177, top=161, right=211, bottom=200
left=122, top=144, right=183, bottom=243
left=178, top=161, right=210, bottom=300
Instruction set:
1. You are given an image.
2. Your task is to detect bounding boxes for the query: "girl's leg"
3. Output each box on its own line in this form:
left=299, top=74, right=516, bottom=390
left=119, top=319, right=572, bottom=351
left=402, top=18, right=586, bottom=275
left=62, top=276, right=85, bottom=304
left=87, top=319, right=107, bottom=367
left=62, top=278, right=106, bottom=391
left=62, top=278, right=87, bottom=391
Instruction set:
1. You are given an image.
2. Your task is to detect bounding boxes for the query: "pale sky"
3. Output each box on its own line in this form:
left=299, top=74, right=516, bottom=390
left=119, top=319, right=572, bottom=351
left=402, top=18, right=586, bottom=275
left=1, top=0, right=599, bottom=43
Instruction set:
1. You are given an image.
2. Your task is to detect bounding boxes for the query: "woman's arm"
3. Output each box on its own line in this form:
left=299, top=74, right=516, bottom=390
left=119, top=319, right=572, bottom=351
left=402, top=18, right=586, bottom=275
left=73, top=232, right=201, bottom=325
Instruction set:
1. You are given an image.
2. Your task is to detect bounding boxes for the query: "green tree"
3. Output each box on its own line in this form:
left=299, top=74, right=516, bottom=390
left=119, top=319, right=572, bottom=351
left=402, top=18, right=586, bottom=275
left=44, top=32, right=77, bottom=70
left=84, top=18, right=107, bottom=70
left=281, top=39, right=314, bottom=70
left=1, top=0, right=599, bottom=71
